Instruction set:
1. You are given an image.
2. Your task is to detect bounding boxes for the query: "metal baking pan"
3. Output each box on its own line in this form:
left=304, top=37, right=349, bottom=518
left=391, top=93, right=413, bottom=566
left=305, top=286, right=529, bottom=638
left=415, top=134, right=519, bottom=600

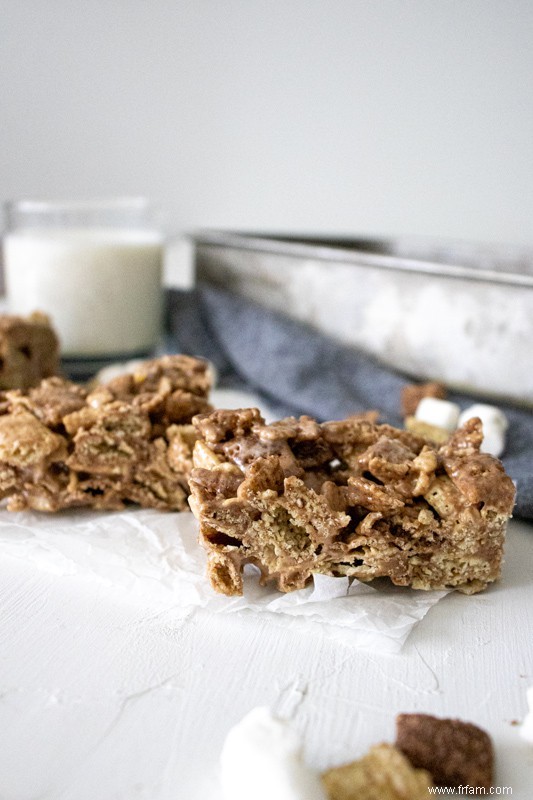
left=193, top=230, right=533, bottom=406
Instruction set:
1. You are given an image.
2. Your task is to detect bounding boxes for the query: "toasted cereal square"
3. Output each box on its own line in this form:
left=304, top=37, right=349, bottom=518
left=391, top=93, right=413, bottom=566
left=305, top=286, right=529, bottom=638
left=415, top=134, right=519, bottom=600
left=0, top=312, right=59, bottom=390
left=321, top=743, right=433, bottom=800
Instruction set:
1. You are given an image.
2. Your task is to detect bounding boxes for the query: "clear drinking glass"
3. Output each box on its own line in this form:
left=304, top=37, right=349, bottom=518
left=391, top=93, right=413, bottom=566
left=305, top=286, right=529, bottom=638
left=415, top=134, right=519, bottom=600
left=3, top=197, right=164, bottom=375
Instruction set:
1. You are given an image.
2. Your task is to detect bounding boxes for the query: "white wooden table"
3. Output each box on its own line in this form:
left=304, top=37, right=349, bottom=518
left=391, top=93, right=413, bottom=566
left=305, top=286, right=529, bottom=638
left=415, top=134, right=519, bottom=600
left=0, top=514, right=532, bottom=799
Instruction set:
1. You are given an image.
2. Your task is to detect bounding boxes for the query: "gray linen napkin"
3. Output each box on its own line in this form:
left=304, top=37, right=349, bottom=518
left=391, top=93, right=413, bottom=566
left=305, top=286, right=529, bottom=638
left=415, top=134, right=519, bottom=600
left=166, top=285, right=533, bottom=521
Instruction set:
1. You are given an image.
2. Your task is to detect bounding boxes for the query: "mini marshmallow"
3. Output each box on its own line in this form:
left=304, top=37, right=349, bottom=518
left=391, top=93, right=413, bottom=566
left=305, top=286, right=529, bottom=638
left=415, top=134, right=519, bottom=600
left=95, top=358, right=145, bottom=385
left=457, top=403, right=509, bottom=432
left=414, top=397, right=461, bottom=432
left=520, top=686, right=533, bottom=745
left=458, top=404, right=509, bottom=457
left=205, top=359, right=218, bottom=388
left=220, top=707, right=327, bottom=800
left=478, top=426, right=506, bottom=458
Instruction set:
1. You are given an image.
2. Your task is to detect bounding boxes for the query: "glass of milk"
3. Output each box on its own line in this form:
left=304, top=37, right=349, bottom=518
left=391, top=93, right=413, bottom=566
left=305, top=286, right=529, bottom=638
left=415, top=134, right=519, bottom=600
left=3, top=197, right=164, bottom=374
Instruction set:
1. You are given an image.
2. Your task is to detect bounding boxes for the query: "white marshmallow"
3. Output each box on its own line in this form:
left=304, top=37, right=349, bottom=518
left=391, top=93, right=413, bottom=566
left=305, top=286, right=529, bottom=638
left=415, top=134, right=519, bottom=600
left=479, top=426, right=506, bottom=458
left=220, top=707, right=327, bottom=800
left=205, top=359, right=218, bottom=388
left=414, top=397, right=461, bottom=432
left=457, top=403, right=509, bottom=432
left=520, top=686, right=533, bottom=744
left=94, top=358, right=146, bottom=385
left=458, top=404, right=509, bottom=457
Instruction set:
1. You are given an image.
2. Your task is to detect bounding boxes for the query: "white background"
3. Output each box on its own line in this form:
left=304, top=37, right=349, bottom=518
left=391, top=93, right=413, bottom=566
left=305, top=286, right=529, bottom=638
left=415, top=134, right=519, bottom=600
left=1, top=0, right=532, bottom=246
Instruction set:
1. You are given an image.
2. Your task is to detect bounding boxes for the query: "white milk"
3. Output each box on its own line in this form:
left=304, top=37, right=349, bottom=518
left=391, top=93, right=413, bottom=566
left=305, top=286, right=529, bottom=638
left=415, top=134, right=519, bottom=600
left=3, top=227, right=163, bottom=357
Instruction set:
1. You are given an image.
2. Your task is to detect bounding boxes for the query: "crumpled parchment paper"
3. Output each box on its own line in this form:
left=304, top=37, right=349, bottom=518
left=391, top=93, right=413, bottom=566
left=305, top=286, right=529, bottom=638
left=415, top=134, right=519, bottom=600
left=0, top=507, right=448, bottom=653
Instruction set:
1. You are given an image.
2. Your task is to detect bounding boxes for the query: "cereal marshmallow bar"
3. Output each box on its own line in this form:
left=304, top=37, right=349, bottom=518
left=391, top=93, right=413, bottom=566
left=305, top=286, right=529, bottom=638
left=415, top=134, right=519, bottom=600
left=188, top=408, right=516, bottom=596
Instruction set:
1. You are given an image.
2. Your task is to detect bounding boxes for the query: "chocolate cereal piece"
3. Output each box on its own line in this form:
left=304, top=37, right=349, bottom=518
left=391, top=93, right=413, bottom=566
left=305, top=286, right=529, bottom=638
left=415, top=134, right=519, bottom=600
left=0, top=312, right=59, bottom=390
left=0, top=354, right=212, bottom=512
left=188, top=409, right=515, bottom=596
left=401, top=381, right=447, bottom=418
left=396, top=713, right=494, bottom=789
left=322, top=743, right=433, bottom=800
